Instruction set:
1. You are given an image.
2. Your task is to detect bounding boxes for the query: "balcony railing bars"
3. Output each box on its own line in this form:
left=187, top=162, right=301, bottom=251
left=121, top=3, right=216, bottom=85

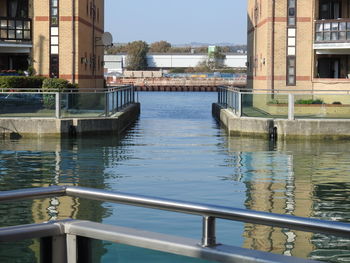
left=1, top=186, right=350, bottom=262
left=315, top=19, right=350, bottom=43
left=0, top=17, right=31, bottom=41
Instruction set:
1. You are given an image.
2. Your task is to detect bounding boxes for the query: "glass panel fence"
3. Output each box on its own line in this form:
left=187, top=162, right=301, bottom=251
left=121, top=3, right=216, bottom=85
left=241, top=93, right=289, bottom=119
left=0, top=93, right=55, bottom=117
left=226, top=90, right=239, bottom=113
left=60, top=93, right=106, bottom=118
left=294, top=94, right=350, bottom=119
left=107, top=88, right=135, bottom=116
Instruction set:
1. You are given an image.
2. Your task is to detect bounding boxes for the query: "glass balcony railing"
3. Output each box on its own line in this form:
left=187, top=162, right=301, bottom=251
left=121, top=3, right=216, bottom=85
left=315, top=19, right=350, bottom=43
left=0, top=17, right=31, bottom=41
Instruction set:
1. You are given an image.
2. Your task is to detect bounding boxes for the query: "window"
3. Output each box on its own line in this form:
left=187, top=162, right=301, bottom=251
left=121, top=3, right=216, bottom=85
left=287, top=0, right=296, bottom=27
left=50, top=55, right=59, bottom=78
left=50, top=0, right=59, bottom=26
left=287, top=57, right=296, bottom=85
left=50, top=0, right=59, bottom=78
left=287, top=0, right=296, bottom=86
left=7, top=0, right=29, bottom=18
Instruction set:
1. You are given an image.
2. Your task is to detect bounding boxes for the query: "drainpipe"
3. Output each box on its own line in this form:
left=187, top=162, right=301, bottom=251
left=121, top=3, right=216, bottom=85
left=72, top=0, right=76, bottom=84
left=92, top=0, right=96, bottom=89
left=271, top=0, right=275, bottom=92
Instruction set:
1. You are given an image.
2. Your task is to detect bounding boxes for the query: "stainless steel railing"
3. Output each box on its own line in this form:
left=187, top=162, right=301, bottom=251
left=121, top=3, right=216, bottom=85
left=1, top=186, right=349, bottom=262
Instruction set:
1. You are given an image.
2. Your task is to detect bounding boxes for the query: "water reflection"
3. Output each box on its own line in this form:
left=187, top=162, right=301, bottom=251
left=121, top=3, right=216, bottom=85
left=222, top=137, right=350, bottom=261
left=1, top=92, right=350, bottom=263
left=0, top=136, right=131, bottom=262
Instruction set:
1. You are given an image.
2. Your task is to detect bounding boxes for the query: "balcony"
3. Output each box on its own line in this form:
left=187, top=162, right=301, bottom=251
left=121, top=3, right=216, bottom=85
left=0, top=17, right=31, bottom=42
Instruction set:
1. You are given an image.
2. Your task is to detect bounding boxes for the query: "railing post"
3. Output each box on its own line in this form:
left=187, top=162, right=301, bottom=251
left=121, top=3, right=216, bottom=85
left=201, top=216, right=217, bottom=247
left=217, top=87, right=220, bottom=104
left=55, top=93, right=61, bottom=119
left=112, top=91, right=115, bottom=114
left=237, top=92, right=242, bottom=117
left=67, top=234, right=77, bottom=263
left=105, top=92, right=109, bottom=117
left=288, top=93, right=295, bottom=120
left=131, top=86, right=134, bottom=103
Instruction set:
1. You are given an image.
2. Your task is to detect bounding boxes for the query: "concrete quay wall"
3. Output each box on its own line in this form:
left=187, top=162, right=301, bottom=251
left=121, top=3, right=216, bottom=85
left=212, top=103, right=350, bottom=139
left=0, top=103, right=140, bottom=139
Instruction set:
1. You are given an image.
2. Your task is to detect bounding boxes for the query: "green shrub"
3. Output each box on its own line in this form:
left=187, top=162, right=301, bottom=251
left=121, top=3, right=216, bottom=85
left=295, top=99, right=324, bottom=105
left=333, top=101, right=342, bottom=105
left=42, top=78, right=77, bottom=109
left=169, top=68, right=187, bottom=73
left=42, top=78, right=77, bottom=92
left=0, top=76, right=45, bottom=91
left=268, top=99, right=282, bottom=104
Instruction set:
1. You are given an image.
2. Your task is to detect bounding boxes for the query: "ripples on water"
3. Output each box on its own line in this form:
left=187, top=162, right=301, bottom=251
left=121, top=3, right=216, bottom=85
left=0, top=92, right=350, bottom=262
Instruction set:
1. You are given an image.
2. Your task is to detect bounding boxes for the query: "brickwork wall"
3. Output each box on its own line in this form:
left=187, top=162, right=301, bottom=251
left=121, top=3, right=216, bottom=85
left=32, top=0, right=105, bottom=90
left=248, top=0, right=315, bottom=91
left=32, top=0, right=50, bottom=77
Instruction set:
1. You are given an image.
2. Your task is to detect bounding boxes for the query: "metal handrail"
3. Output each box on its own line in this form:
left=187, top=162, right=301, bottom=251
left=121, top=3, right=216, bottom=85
left=1, top=220, right=321, bottom=263
left=1, top=186, right=349, bottom=238
left=0, top=85, right=133, bottom=94
left=1, top=186, right=348, bottom=262
left=220, top=86, right=350, bottom=94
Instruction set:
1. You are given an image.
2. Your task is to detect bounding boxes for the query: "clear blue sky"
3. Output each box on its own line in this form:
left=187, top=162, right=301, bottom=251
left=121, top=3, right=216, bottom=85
left=105, top=0, right=247, bottom=45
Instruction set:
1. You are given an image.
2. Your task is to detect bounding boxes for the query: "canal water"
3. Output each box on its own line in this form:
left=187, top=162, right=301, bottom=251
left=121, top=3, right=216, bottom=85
left=0, top=92, right=350, bottom=262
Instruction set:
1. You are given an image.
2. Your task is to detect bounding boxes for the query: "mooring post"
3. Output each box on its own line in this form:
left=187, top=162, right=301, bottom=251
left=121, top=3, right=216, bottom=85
left=201, top=216, right=217, bottom=247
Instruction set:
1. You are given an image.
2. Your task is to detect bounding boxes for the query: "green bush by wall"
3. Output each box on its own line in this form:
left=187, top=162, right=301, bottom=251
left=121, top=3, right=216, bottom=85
left=42, top=78, right=78, bottom=109
left=0, top=76, right=46, bottom=91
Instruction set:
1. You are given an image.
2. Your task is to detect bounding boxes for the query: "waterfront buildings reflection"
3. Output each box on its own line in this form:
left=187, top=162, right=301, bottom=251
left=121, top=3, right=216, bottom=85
left=1, top=92, right=350, bottom=262
left=0, top=137, right=127, bottom=262
left=224, top=137, right=350, bottom=261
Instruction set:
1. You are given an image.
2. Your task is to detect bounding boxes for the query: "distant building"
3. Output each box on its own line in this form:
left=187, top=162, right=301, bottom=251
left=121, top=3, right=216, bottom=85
left=0, top=0, right=105, bottom=89
left=247, top=0, right=350, bottom=91
left=104, top=53, right=247, bottom=74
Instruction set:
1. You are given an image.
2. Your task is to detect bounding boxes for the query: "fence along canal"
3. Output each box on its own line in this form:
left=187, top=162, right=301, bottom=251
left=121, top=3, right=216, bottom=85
left=0, top=92, right=350, bottom=262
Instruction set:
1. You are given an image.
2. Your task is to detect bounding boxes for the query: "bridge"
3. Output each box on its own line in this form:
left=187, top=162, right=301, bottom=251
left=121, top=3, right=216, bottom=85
left=106, top=77, right=247, bottom=91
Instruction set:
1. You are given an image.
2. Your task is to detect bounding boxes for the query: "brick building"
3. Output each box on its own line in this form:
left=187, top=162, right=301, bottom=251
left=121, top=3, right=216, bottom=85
left=247, top=0, right=350, bottom=91
left=0, top=0, right=105, bottom=90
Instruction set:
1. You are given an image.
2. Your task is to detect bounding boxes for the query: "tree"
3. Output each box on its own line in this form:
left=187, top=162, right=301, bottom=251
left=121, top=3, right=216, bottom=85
left=105, top=44, right=128, bottom=54
left=125, top=41, right=149, bottom=70
left=150, top=41, right=171, bottom=53
left=208, top=47, right=226, bottom=70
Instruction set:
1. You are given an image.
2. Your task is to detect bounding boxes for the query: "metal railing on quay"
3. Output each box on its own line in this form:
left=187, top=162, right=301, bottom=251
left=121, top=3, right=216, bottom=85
left=0, top=186, right=349, bottom=262
left=0, top=85, right=137, bottom=118
left=218, top=86, right=350, bottom=120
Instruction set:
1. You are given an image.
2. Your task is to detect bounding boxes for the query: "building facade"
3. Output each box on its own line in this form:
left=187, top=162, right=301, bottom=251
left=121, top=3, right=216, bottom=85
left=247, top=0, right=350, bottom=91
left=0, top=0, right=105, bottom=90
